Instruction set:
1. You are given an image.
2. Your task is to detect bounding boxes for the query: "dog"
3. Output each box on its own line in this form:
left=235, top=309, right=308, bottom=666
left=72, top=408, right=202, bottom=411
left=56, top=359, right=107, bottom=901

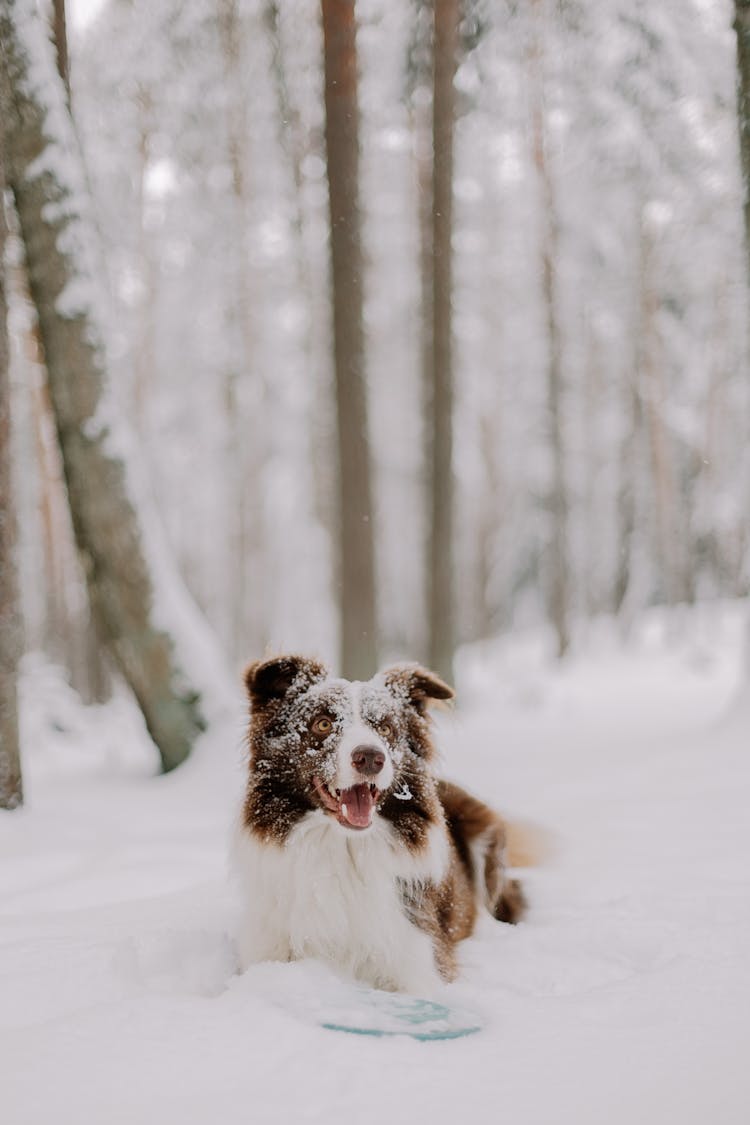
left=232, top=654, right=527, bottom=995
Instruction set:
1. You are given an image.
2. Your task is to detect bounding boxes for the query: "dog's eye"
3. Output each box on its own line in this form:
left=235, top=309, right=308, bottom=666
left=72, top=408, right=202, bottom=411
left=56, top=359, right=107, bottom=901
left=311, top=715, right=333, bottom=735
left=376, top=720, right=394, bottom=740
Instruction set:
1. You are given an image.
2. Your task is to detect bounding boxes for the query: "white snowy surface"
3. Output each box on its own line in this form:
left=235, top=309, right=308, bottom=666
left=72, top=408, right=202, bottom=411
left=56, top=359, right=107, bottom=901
left=2, top=604, right=749, bottom=1124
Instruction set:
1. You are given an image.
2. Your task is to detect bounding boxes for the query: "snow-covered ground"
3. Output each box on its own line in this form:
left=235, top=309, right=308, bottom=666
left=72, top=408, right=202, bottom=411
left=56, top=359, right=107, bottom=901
left=2, top=604, right=749, bottom=1124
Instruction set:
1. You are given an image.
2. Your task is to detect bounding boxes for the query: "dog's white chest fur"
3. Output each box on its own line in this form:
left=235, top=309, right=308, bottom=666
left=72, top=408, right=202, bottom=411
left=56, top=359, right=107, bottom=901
left=233, top=811, right=446, bottom=994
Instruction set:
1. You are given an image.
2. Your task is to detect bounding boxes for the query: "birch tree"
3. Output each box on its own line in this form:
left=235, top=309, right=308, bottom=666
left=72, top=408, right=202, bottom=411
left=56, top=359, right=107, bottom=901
left=321, top=0, right=377, bottom=680
left=0, top=0, right=216, bottom=771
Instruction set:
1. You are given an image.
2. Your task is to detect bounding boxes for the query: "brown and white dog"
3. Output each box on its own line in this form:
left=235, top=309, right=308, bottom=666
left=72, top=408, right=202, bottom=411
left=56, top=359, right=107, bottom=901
left=232, top=654, right=526, bottom=995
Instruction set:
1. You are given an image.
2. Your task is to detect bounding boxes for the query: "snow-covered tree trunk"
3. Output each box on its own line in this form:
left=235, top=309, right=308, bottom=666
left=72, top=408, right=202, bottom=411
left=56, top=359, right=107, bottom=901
left=321, top=0, right=377, bottom=680
left=0, top=132, right=23, bottom=810
left=0, top=0, right=215, bottom=771
left=49, top=0, right=110, bottom=705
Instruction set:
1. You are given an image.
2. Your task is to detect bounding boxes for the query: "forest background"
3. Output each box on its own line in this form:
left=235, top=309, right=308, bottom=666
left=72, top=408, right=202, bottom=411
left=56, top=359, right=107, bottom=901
left=2, top=0, right=750, bottom=795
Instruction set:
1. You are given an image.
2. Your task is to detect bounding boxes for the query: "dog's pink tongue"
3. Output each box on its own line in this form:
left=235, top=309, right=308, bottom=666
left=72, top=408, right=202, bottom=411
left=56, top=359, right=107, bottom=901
left=340, top=784, right=374, bottom=828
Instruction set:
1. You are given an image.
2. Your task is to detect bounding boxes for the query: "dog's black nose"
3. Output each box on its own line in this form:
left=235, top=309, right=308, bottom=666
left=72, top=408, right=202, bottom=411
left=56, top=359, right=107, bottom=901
left=351, top=746, right=385, bottom=776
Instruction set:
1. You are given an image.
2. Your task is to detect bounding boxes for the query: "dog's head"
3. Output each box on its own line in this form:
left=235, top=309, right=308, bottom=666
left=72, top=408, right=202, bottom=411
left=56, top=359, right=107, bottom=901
left=243, top=655, right=453, bottom=838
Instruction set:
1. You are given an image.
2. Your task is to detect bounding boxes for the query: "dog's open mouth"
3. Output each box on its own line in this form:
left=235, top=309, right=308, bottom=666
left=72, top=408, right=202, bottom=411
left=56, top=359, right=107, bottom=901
left=312, top=777, right=380, bottom=830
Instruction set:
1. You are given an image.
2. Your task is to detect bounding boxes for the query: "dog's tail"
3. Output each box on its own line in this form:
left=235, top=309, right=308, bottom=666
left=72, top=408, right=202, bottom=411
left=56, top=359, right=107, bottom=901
left=505, top=818, right=555, bottom=868
left=489, top=819, right=553, bottom=925
left=438, top=780, right=553, bottom=926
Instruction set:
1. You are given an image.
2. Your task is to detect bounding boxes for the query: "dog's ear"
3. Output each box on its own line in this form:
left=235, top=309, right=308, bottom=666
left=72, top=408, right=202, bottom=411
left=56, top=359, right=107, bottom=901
left=382, top=663, right=454, bottom=715
left=243, top=655, right=328, bottom=707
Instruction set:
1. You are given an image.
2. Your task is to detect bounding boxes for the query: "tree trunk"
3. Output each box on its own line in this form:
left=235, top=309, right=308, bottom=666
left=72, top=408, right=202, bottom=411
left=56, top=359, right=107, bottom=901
left=29, top=353, right=109, bottom=700
left=475, top=408, right=505, bottom=638
left=47, top=0, right=111, bottom=703
left=264, top=0, right=335, bottom=547
left=529, top=0, right=570, bottom=658
left=424, top=0, right=459, bottom=683
left=321, top=0, right=377, bottom=680
left=581, top=318, right=602, bottom=617
left=0, top=135, right=23, bottom=810
left=1, top=0, right=208, bottom=771
left=637, top=212, right=682, bottom=606
left=735, top=2, right=750, bottom=280
left=614, top=204, right=653, bottom=624
left=613, top=359, right=642, bottom=618
left=733, top=0, right=750, bottom=690
left=406, top=1, right=434, bottom=661
left=51, top=0, right=69, bottom=102
left=132, top=93, right=155, bottom=436
left=217, top=0, right=263, bottom=661
left=29, top=348, right=71, bottom=654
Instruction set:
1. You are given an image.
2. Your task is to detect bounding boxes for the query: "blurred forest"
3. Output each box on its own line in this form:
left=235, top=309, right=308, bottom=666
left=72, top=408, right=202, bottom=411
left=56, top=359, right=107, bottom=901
left=2, top=0, right=750, bottom=792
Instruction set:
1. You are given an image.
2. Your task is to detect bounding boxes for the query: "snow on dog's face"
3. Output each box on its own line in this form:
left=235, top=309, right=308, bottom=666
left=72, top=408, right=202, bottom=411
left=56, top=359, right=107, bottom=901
left=242, top=655, right=453, bottom=844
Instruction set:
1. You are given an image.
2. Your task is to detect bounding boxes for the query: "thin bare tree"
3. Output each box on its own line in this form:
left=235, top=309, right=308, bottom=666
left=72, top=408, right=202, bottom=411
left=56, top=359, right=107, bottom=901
left=613, top=340, right=643, bottom=618
left=321, top=0, right=377, bottom=679
left=52, top=0, right=69, bottom=101
left=0, top=126, right=23, bottom=810
left=264, top=0, right=336, bottom=544
left=528, top=0, right=570, bottom=657
left=735, top=1, right=750, bottom=274
left=217, top=0, right=266, bottom=661
left=733, top=0, right=750, bottom=695
left=636, top=211, right=685, bottom=606
left=423, top=0, right=460, bottom=682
